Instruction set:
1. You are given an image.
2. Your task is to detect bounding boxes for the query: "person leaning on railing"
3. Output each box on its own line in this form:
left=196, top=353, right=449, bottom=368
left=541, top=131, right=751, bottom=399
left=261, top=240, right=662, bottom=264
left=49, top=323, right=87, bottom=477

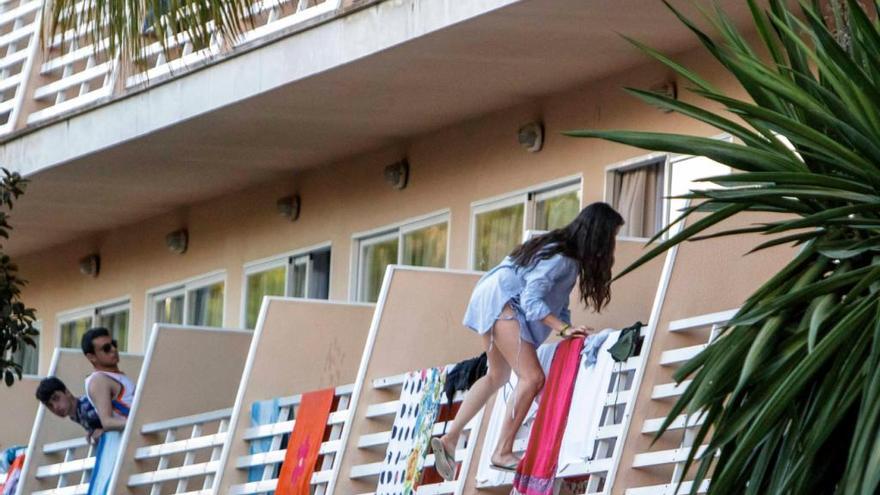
left=35, top=377, right=106, bottom=444
left=431, top=202, right=624, bottom=480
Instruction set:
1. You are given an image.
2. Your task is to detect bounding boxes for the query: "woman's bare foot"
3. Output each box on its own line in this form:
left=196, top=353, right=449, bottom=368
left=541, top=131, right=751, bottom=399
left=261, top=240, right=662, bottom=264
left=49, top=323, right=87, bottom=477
left=490, top=451, right=520, bottom=469
left=432, top=435, right=458, bottom=481
left=438, top=434, right=457, bottom=454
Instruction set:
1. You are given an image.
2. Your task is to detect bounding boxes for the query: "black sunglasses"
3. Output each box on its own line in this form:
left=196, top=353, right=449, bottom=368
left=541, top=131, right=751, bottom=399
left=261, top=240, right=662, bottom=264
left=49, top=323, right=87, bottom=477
left=99, top=340, right=118, bottom=353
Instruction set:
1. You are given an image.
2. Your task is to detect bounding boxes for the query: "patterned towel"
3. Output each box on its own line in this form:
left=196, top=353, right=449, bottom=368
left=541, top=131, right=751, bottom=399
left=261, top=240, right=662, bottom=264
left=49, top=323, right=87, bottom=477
left=377, top=367, right=447, bottom=495
left=1, top=454, right=24, bottom=495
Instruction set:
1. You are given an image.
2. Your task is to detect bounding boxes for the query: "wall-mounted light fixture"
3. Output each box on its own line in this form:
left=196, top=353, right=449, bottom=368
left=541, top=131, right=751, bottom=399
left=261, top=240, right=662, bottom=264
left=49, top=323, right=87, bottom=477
left=165, top=229, right=188, bottom=254
left=383, top=159, right=409, bottom=190
left=277, top=194, right=301, bottom=221
left=650, top=81, right=677, bottom=113
left=517, top=122, right=544, bottom=153
left=79, top=254, right=100, bottom=278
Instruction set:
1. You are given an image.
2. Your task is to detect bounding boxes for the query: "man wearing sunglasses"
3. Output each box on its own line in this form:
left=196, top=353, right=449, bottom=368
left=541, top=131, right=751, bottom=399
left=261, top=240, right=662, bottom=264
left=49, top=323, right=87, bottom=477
left=80, top=327, right=136, bottom=443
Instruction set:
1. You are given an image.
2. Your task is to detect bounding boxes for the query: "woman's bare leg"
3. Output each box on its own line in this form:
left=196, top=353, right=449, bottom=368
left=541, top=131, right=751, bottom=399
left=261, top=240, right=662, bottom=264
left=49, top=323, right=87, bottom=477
left=438, top=331, right=510, bottom=453
left=488, top=319, right=543, bottom=466
left=438, top=307, right=544, bottom=468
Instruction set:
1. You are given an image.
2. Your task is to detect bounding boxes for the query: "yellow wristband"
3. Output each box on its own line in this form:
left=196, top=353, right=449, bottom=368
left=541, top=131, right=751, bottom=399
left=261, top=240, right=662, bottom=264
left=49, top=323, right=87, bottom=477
left=557, top=323, right=571, bottom=337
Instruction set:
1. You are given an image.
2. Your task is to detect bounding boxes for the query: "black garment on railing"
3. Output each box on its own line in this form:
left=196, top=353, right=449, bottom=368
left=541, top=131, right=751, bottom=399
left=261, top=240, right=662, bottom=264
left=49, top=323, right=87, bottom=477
left=443, top=352, right=488, bottom=427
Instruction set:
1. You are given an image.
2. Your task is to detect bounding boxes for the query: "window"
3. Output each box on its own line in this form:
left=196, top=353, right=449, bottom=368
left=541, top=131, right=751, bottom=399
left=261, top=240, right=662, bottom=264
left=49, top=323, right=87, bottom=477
left=243, top=246, right=332, bottom=329
left=607, top=158, right=666, bottom=239
left=146, top=273, right=226, bottom=341
left=471, top=179, right=581, bottom=271
left=59, top=301, right=131, bottom=351
left=606, top=149, right=730, bottom=240
left=6, top=321, right=39, bottom=376
left=354, top=213, right=449, bottom=302
left=188, top=282, right=224, bottom=327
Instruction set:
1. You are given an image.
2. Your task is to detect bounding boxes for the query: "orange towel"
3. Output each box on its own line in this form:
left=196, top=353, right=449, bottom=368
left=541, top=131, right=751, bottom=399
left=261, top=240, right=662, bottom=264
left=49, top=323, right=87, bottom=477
left=275, top=388, right=335, bottom=495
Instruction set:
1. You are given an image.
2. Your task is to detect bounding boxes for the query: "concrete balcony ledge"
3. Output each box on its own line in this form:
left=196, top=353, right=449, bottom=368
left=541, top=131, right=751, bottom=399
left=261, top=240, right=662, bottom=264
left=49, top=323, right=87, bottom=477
left=0, top=0, right=520, bottom=176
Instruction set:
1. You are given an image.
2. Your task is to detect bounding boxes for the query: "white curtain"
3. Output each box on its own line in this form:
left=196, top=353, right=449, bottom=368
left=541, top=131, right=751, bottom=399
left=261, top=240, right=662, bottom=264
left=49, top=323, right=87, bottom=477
left=614, top=166, right=660, bottom=238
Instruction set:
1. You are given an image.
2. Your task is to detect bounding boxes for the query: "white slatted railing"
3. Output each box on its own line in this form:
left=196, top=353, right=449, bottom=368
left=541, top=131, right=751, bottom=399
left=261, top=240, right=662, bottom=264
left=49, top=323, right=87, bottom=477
left=230, top=383, right=354, bottom=495
left=472, top=332, right=644, bottom=494
left=554, top=353, right=643, bottom=494
left=237, top=0, right=339, bottom=44
left=349, top=369, right=483, bottom=495
left=31, top=437, right=94, bottom=495
left=17, top=0, right=341, bottom=126
left=26, top=17, right=118, bottom=125
left=624, top=309, right=737, bottom=495
left=126, top=407, right=232, bottom=494
left=124, top=0, right=340, bottom=87
left=0, top=0, right=40, bottom=134
left=124, top=23, right=222, bottom=87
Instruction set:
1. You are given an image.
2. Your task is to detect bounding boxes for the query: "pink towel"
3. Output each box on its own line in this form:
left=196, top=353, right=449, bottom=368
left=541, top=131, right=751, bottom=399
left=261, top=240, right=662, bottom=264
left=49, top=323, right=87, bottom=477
left=512, top=337, right=585, bottom=495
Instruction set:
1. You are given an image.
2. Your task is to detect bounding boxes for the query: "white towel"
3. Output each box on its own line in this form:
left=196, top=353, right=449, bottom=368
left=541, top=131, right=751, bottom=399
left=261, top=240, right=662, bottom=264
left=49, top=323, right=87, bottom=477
left=557, top=331, right=620, bottom=471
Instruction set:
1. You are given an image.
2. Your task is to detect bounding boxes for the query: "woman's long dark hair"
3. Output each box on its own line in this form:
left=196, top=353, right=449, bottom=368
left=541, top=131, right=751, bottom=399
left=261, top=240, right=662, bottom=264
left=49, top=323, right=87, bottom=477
left=510, top=202, right=624, bottom=312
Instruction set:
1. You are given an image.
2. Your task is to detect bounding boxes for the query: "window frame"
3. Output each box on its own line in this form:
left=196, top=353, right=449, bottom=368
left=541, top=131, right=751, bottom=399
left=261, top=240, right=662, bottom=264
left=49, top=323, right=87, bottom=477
left=57, top=296, right=132, bottom=351
left=350, top=210, right=451, bottom=302
left=603, top=153, right=670, bottom=242
left=603, top=134, right=733, bottom=242
left=468, top=175, right=583, bottom=271
left=144, top=270, right=227, bottom=346
left=239, top=241, right=333, bottom=328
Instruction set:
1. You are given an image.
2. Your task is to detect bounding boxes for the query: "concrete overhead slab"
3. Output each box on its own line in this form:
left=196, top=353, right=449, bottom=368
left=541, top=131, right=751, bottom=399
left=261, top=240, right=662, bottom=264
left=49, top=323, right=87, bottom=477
left=0, top=0, right=757, bottom=255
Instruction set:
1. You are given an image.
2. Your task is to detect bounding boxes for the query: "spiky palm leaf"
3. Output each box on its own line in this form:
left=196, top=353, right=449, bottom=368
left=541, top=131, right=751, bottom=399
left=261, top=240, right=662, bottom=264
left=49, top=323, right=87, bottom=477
left=42, top=0, right=256, bottom=69
left=567, top=0, right=880, bottom=493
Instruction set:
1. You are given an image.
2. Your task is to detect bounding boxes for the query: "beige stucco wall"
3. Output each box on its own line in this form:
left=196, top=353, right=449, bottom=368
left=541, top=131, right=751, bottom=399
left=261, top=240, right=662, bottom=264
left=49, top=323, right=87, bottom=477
left=17, top=350, right=142, bottom=494
left=111, top=325, right=251, bottom=495
left=16, top=42, right=746, bottom=376
left=215, top=298, right=374, bottom=492
left=0, top=377, right=40, bottom=449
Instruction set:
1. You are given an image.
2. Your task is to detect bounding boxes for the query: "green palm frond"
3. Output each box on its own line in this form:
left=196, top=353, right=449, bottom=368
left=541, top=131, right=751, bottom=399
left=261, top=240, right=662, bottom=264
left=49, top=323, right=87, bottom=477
left=42, top=0, right=257, bottom=70
left=567, top=0, right=880, bottom=493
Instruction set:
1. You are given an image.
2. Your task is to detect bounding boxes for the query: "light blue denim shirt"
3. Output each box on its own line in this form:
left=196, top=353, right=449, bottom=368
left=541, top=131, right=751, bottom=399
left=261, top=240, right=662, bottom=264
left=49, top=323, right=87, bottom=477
left=463, top=252, right=577, bottom=346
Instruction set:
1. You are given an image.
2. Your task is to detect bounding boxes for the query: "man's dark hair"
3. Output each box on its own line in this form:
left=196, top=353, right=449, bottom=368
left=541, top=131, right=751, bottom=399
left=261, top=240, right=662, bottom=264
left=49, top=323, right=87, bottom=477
left=36, top=376, right=68, bottom=404
left=81, top=327, right=111, bottom=355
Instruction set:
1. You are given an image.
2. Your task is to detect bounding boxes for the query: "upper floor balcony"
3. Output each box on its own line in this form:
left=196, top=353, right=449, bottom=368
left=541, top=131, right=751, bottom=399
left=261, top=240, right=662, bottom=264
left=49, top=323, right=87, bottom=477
left=0, top=0, right=345, bottom=135
left=0, top=0, right=759, bottom=258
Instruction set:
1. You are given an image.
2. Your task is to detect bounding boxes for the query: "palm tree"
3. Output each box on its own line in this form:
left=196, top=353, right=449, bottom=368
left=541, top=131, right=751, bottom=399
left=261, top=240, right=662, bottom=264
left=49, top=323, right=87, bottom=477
left=567, top=0, right=880, bottom=493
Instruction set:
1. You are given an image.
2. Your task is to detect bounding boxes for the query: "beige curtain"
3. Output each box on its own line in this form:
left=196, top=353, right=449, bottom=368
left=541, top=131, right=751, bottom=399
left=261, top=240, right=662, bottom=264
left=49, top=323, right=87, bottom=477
left=614, top=165, right=660, bottom=238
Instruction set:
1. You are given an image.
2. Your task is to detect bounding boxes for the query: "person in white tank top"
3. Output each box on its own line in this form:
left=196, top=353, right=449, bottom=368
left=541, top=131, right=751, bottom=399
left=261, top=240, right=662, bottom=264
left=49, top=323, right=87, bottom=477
left=81, top=327, right=136, bottom=444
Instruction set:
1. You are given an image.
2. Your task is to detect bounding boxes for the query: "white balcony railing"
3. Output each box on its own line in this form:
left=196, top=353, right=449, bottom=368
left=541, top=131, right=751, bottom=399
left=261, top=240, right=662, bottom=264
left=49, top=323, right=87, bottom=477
left=26, top=20, right=118, bottom=125
left=230, top=383, right=354, bottom=495
left=31, top=436, right=94, bottom=495
left=0, top=0, right=340, bottom=132
left=348, top=367, right=484, bottom=495
left=125, top=407, right=232, bottom=494
left=473, top=331, right=643, bottom=494
left=0, top=0, right=41, bottom=132
left=623, top=309, right=736, bottom=495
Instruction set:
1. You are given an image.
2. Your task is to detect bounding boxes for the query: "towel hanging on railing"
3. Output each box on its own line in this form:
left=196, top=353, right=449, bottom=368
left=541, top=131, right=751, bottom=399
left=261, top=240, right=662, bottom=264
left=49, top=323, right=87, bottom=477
left=275, top=388, right=335, bottom=495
